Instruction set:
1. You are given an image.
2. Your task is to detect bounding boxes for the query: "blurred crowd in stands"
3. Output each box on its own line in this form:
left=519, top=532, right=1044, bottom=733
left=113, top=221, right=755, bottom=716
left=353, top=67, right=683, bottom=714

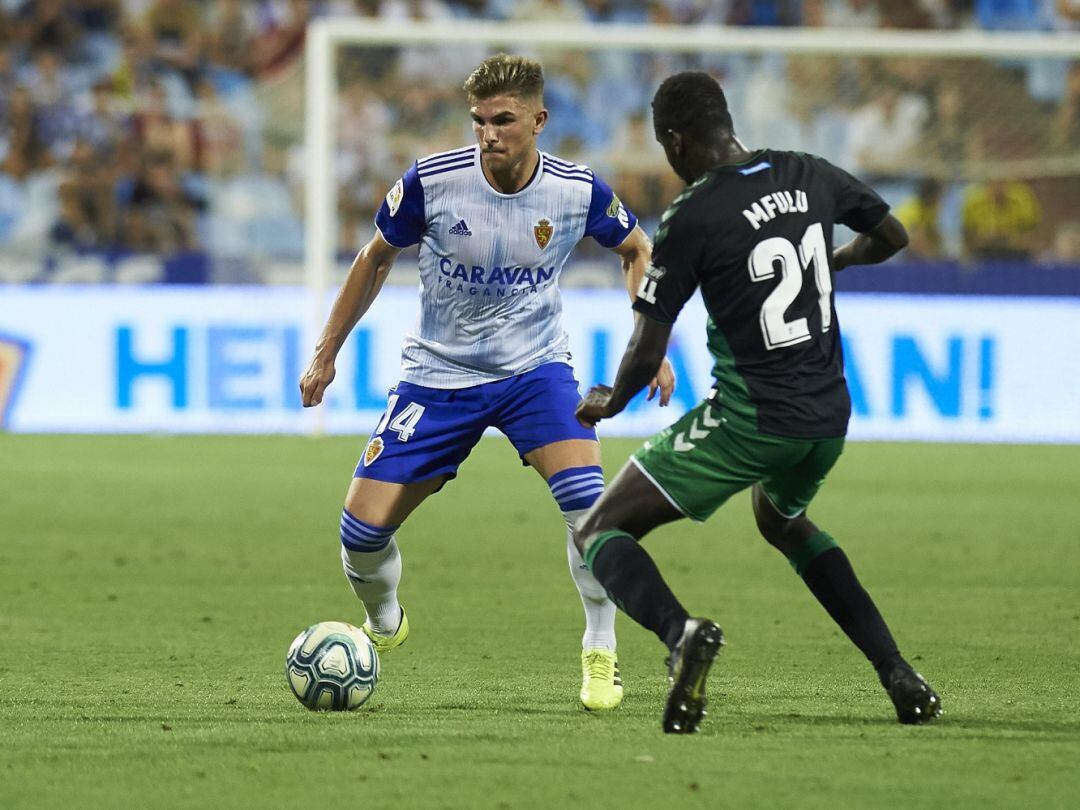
left=1, top=0, right=1079, bottom=285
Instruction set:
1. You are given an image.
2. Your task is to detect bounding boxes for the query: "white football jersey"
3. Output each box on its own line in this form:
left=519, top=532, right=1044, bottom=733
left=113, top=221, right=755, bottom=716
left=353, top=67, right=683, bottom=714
left=375, top=146, right=637, bottom=389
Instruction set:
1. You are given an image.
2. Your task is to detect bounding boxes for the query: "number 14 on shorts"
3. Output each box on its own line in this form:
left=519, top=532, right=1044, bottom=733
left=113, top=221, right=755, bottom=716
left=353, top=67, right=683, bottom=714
left=376, top=394, right=427, bottom=442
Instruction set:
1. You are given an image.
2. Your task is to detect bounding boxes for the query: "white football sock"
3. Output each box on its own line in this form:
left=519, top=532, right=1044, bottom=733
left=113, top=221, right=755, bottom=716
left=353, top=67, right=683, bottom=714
left=340, top=539, right=402, bottom=635
left=564, top=508, right=617, bottom=651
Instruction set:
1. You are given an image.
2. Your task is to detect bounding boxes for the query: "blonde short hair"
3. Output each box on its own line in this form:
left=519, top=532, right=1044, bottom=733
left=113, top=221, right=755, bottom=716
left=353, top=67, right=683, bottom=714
left=463, top=53, right=544, bottom=102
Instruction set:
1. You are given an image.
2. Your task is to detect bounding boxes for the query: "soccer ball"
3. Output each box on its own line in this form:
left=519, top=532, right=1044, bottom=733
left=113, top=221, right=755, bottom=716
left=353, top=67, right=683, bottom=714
left=285, top=621, right=380, bottom=710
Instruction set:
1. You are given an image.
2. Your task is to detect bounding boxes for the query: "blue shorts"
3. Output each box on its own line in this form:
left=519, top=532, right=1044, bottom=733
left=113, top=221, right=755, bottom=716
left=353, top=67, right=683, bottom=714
left=354, top=362, right=597, bottom=484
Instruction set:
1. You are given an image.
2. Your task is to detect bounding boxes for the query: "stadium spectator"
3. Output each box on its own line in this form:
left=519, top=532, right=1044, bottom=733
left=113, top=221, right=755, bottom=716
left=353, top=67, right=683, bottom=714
left=926, top=80, right=967, bottom=166
left=129, top=80, right=196, bottom=170
left=251, top=0, right=312, bottom=80
left=644, top=0, right=678, bottom=24
left=392, top=0, right=483, bottom=85
left=0, top=46, right=15, bottom=113
left=120, top=148, right=205, bottom=253
left=69, top=0, right=122, bottom=34
left=975, top=0, right=1047, bottom=29
left=143, top=0, right=204, bottom=88
left=0, top=139, right=64, bottom=255
left=76, top=78, right=129, bottom=160
left=110, top=23, right=158, bottom=102
left=895, top=178, right=945, bottom=260
left=14, top=0, right=83, bottom=60
left=1056, top=0, right=1080, bottom=27
left=20, top=48, right=79, bottom=157
left=192, top=77, right=245, bottom=177
left=897, top=0, right=964, bottom=28
left=1, top=0, right=1078, bottom=272
left=203, top=0, right=258, bottom=77
left=1050, top=221, right=1080, bottom=261
left=381, top=0, right=456, bottom=19
left=802, top=0, right=827, bottom=25
left=1, top=85, right=53, bottom=174
left=50, top=138, right=118, bottom=251
left=0, top=6, right=12, bottom=56
left=878, top=0, right=935, bottom=28
left=21, top=47, right=71, bottom=108
left=351, top=0, right=387, bottom=14
left=67, top=1, right=121, bottom=73
left=336, top=77, right=393, bottom=246
left=337, top=78, right=392, bottom=167
left=808, top=0, right=881, bottom=28
left=583, top=0, right=649, bottom=23
left=444, top=0, right=492, bottom=18
left=847, top=77, right=929, bottom=174
left=1052, top=62, right=1080, bottom=150
left=725, top=0, right=802, bottom=25
left=961, top=179, right=1043, bottom=259
left=506, top=0, right=587, bottom=22
left=604, top=111, right=681, bottom=238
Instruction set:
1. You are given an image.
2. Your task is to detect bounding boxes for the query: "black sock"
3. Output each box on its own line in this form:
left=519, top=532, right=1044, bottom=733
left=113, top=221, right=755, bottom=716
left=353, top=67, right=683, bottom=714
left=792, top=533, right=905, bottom=687
left=586, top=532, right=689, bottom=651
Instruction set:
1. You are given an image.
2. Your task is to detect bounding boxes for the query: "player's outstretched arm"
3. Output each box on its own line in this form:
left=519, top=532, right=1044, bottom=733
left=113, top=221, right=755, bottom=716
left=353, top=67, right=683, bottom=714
left=611, top=226, right=676, bottom=406
left=832, top=213, right=909, bottom=272
left=299, top=231, right=402, bottom=408
left=577, top=312, right=673, bottom=428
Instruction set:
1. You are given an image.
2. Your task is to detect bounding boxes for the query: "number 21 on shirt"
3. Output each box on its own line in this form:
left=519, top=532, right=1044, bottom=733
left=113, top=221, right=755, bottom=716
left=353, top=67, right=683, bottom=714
left=748, top=221, right=832, bottom=351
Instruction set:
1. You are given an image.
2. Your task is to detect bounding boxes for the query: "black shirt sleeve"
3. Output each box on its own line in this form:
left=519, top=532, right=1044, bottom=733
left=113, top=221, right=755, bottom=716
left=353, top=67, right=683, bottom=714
left=811, top=156, right=890, bottom=233
left=632, top=206, right=703, bottom=324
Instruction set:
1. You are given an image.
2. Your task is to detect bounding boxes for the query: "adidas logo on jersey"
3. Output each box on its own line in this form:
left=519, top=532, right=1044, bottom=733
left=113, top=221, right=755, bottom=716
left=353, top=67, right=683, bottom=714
left=448, top=219, right=473, bottom=236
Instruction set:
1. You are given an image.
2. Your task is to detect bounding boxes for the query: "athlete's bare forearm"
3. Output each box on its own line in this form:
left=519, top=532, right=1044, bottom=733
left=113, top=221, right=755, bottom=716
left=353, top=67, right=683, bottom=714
left=300, top=233, right=401, bottom=408
left=832, top=213, right=909, bottom=271
left=578, top=313, right=672, bottom=426
left=607, top=314, right=670, bottom=413
left=313, top=235, right=400, bottom=360
left=610, top=225, right=676, bottom=405
left=614, top=225, right=653, bottom=302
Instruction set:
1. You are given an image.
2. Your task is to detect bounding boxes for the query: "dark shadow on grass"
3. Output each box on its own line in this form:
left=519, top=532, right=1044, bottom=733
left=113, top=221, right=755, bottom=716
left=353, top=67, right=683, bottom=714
left=749, top=711, right=1080, bottom=737
left=57, top=714, right=383, bottom=725
left=58, top=710, right=1080, bottom=740
left=429, top=704, right=581, bottom=718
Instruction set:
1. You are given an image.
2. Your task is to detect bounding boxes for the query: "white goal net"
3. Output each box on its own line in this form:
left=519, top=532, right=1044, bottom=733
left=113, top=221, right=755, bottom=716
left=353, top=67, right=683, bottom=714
left=302, top=19, right=1080, bottom=306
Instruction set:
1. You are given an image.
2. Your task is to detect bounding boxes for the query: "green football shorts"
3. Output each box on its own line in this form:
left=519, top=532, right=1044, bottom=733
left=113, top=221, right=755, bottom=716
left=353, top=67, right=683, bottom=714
left=631, top=400, right=845, bottom=523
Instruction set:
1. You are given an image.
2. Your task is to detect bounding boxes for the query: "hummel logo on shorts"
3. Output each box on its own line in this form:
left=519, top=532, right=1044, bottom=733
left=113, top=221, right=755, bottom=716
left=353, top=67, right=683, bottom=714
left=448, top=219, right=473, bottom=236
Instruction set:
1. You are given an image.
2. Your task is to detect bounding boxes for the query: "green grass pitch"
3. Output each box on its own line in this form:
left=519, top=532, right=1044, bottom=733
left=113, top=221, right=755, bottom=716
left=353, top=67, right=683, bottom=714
left=1, top=435, right=1079, bottom=809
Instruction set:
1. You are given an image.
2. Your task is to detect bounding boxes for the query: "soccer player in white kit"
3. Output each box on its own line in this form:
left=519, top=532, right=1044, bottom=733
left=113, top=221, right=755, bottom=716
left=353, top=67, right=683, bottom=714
left=299, top=54, right=674, bottom=710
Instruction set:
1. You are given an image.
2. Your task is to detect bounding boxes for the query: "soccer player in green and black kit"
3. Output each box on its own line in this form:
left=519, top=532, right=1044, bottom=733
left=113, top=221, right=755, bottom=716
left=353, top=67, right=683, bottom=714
left=574, top=72, right=941, bottom=734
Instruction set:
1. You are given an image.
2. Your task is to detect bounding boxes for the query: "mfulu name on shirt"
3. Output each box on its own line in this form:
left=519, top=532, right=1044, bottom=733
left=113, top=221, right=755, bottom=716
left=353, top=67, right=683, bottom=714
left=741, top=190, right=809, bottom=231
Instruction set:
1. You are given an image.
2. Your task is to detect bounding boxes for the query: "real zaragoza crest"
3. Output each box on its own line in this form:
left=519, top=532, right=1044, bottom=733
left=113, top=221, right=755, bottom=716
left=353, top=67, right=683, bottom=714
left=363, top=436, right=385, bottom=466
left=534, top=218, right=553, bottom=249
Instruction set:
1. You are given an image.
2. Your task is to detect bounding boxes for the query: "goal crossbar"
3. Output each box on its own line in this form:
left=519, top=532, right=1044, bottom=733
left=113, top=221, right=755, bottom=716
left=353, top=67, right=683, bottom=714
left=308, top=19, right=1080, bottom=59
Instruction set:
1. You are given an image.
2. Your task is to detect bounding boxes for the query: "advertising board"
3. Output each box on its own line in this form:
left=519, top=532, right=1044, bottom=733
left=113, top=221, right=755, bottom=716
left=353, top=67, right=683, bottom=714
left=0, top=287, right=1075, bottom=442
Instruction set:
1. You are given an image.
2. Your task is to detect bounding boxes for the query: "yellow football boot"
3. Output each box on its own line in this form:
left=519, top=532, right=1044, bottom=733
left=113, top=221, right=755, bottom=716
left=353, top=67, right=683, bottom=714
left=362, top=608, right=409, bottom=654
left=580, top=648, right=623, bottom=710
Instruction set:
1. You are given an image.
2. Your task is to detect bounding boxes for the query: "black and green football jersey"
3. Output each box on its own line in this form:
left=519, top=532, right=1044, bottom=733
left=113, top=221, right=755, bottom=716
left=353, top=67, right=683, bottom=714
left=633, top=150, right=889, bottom=439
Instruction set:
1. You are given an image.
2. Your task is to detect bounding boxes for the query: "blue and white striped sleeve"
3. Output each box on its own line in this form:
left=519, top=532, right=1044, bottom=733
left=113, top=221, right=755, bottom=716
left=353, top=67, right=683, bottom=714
left=374, top=162, right=426, bottom=248
left=584, top=173, right=637, bottom=248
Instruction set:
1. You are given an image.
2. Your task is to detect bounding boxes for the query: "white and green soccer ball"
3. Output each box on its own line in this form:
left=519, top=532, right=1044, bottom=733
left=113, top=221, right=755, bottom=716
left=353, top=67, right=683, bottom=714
left=285, top=621, right=380, bottom=711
